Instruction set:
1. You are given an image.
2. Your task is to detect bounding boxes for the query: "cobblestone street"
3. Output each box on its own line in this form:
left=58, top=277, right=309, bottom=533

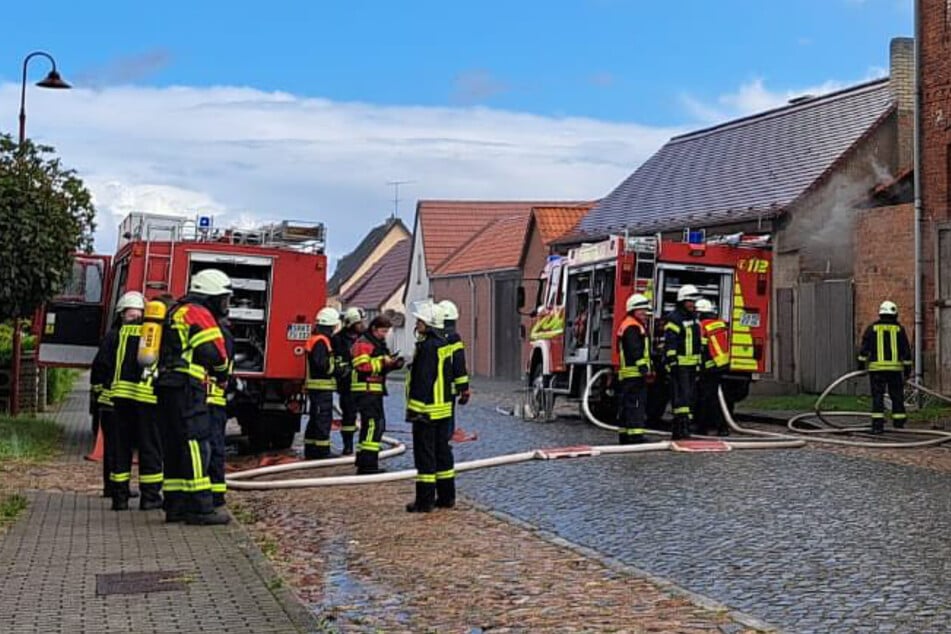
left=375, top=378, right=951, bottom=634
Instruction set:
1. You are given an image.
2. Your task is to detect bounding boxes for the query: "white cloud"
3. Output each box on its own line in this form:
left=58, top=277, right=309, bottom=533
left=681, top=77, right=865, bottom=124
left=0, top=83, right=679, bottom=263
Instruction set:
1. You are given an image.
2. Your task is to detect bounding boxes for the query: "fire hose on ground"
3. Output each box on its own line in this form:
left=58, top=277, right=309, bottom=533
left=580, top=368, right=951, bottom=449
left=225, top=369, right=951, bottom=490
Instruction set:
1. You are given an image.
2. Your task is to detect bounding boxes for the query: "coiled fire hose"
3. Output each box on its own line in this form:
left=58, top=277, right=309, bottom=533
left=580, top=368, right=951, bottom=449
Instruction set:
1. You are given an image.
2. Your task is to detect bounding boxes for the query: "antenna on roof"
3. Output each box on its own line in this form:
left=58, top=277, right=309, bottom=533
left=386, top=180, right=416, bottom=220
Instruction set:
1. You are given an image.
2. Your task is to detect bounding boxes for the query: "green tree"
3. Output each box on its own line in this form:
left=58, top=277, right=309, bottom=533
left=0, top=133, right=96, bottom=321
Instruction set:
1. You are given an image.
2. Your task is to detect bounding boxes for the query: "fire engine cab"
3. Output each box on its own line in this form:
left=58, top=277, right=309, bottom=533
left=521, top=230, right=772, bottom=423
left=35, top=212, right=328, bottom=450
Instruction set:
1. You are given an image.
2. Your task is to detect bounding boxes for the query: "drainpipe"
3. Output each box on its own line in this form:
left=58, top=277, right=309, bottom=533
left=485, top=272, right=494, bottom=376
left=468, top=274, right=476, bottom=374
left=914, top=0, right=924, bottom=386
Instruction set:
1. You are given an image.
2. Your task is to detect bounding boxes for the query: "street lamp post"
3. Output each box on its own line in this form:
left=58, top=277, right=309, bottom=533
left=9, top=51, right=70, bottom=416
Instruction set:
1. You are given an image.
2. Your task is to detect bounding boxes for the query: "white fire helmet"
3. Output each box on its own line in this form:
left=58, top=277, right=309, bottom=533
left=879, top=300, right=898, bottom=316
left=438, top=300, right=459, bottom=321
left=189, top=269, right=233, bottom=296
left=116, top=291, right=146, bottom=313
left=316, top=307, right=341, bottom=327
left=625, top=293, right=651, bottom=313
left=343, top=307, right=366, bottom=326
left=677, top=284, right=700, bottom=302
left=695, top=299, right=716, bottom=315
left=412, top=300, right=445, bottom=329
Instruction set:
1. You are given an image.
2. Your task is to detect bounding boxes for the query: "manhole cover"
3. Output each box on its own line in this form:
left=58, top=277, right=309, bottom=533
left=96, top=570, right=191, bottom=596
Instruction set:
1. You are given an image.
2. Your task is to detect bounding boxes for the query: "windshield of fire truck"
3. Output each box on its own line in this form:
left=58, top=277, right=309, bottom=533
left=53, top=257, right=105, bottom=304
left=543, top=262, right=565, bottom=310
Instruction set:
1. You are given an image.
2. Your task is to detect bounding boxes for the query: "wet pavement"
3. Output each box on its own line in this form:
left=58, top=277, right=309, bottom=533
left=373, top=379, right=951, bottom=634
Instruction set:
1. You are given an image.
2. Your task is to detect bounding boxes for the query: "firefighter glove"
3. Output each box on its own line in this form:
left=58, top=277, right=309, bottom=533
left=388, top=356, right=405, bottom=370
left=458, top=389, right=471, bottom=406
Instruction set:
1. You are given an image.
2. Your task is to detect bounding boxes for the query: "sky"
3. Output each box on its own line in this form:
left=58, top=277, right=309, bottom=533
left=0, top=0, right=913, bottom=267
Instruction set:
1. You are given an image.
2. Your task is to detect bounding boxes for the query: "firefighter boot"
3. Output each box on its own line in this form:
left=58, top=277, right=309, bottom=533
left=212, top=493, right=226, bottom=508
left=164, top=492, right=186, bottom=523
left=629, top=433, right=648, bottom=444
left=139, top=486, right=164, bottom=511
left=341, top=432, right=354, bottom=455
left=871, top=419, right=885, bottom=435
left=315, top=446, right=339, bottom=460
left=435, top=478, right=456, bottom=509
left=111, top=483, right=130, bottom=511
left=670, top=417, right=688, bottom=441
left=406, top=482, right=436, bottom=513
left=617, top=433, right=630, bottom=445
left=185, top=510, right=232, bottom=526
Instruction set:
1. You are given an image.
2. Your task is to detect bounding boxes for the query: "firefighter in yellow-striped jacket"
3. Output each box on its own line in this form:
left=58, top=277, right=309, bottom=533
left=663, top=284, right=703, bottom=440
left=94, top=291, right=164, bottom=511
left=351, top=314, right=403, bottom=474
left=206, top=318, right=234, bottom=507
left=616, top=294, right=653, bottom=445
left=696, top=299, right=731, bottom=436
left=405, top=301, right=457, bottom=513
left=304, top=308, right=342, bottom=459
left=436, top=300, right=471, bottom=436
left=857, top=300, right=913, bottom=434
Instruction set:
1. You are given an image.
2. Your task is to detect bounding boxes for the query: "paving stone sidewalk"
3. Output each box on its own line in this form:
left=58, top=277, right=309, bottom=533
left=0, top=380, right=317, bottom=634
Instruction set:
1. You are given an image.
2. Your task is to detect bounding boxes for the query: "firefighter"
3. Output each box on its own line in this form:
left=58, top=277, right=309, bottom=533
left=663, top=284, right=703, bottom=440
left=696, top=298, right=731, bottom=436
left=616, top=293, right=652, bottom=445
left=436, top=300, right=471, bottom=436
left=405, top=301, right=457, bottom=512
left=91, top=317, right=121, bottom=500
left=155, top=269, right=232, bottom=525
left=101, top=291, right=164, bottom=511
left=206, top=317, right=234, bottom=508
left=351, top=314, right=403, bottom=474
left=857, top=300, right=913, bottom=434
left=304, top=307, right=341, bottom=459
left=332, top=307, right=366, bottom=455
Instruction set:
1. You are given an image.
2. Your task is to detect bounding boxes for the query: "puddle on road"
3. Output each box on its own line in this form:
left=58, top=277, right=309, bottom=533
left=315, top=534, right=413, bottom=629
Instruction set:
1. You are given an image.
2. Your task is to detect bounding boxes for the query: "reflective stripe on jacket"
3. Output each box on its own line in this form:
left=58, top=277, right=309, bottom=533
left=663, top=307, right=702, bottom=367
left=617, top=315, right=651, bottom=379
left=700, top=318, right=730, bottom=370
left=858, top=319, right=912, bottom=372
left=305, top=332, right=336, bottom=391
left=406, top=331, right=455, bottom=421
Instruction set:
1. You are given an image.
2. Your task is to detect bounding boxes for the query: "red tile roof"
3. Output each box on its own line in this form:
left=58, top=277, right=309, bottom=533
left=433, top=215, right=531, bottom=276
left=532, top=205, right=594, bottom=245
left=341, top=238, right=411, bottom=309
left=417, top=200, right=591, bottom=273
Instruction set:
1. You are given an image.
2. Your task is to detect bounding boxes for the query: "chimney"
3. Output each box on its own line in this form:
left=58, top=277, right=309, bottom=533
left=890, top=37, right=915, bottom=171
left=890, top=37, right=914, bottom=113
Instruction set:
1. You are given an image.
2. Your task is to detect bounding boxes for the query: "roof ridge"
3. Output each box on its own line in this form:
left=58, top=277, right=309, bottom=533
left=670, top=77, right=890, bottom=145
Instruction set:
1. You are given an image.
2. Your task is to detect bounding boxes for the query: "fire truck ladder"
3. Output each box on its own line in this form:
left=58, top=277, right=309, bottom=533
left=627, top=235, right=658, bottom=298
left=141, top=221, right=179, bottom=294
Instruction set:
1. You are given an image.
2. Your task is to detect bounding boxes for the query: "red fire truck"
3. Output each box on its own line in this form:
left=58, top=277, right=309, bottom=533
left=521, top=231, right=772, bottom=423
left=35, top=212, right=328, bottom=450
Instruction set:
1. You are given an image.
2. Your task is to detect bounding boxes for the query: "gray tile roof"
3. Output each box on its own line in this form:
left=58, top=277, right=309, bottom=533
left=328, top=217, right=408, bottom=295
left=579, top=79, right=895, bottom=236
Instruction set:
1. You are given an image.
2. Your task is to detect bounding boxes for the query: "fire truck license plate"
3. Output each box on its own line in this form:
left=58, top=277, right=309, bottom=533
left=739, top=312, right=761, bottom=327
left=287, top=323, right=311, bottom=341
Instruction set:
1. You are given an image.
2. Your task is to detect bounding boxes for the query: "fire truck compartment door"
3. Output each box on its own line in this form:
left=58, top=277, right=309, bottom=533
left=189, top=252, right=272, bottom=267
left=38, top=255, right=111, bottom=367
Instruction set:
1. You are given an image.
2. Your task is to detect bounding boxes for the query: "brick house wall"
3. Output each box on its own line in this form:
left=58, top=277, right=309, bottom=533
left=853, top=203, right=916, bottom=346
left=430, top=275, right=492, bottom=376
left=919, top=1, right=951, bottom=385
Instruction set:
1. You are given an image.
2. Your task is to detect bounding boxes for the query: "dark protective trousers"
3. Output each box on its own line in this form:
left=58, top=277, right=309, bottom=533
left=304, top=391, right=334, bottom=458
left=669, top=365, right=698, bottom=439
left=355, top=393, right=385, bottom=472
left=157, top=384, right=214, bottom=517
left=616, top=377, right=647, bottom=444
left=870, top=371, right=907, bottom=431
left=99, top=406, right=115, bottom=497
left=412, top=418, right=455, bottom=509
left=338, top=388, right=357, bottom=454
left=697, top=369, right=728, bottom=435
left=208, top=405, right=228, bottom=506
left=111, top=398, right=163, bottom=505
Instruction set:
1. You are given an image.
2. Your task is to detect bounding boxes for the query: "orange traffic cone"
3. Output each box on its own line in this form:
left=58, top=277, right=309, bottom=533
left=85, top=426, right=105, bottom=462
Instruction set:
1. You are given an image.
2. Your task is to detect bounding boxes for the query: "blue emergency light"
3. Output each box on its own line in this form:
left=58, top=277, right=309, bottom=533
left=686, top=229, right=705, bottom=244
left=198, top=216, right=212, bottom=230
